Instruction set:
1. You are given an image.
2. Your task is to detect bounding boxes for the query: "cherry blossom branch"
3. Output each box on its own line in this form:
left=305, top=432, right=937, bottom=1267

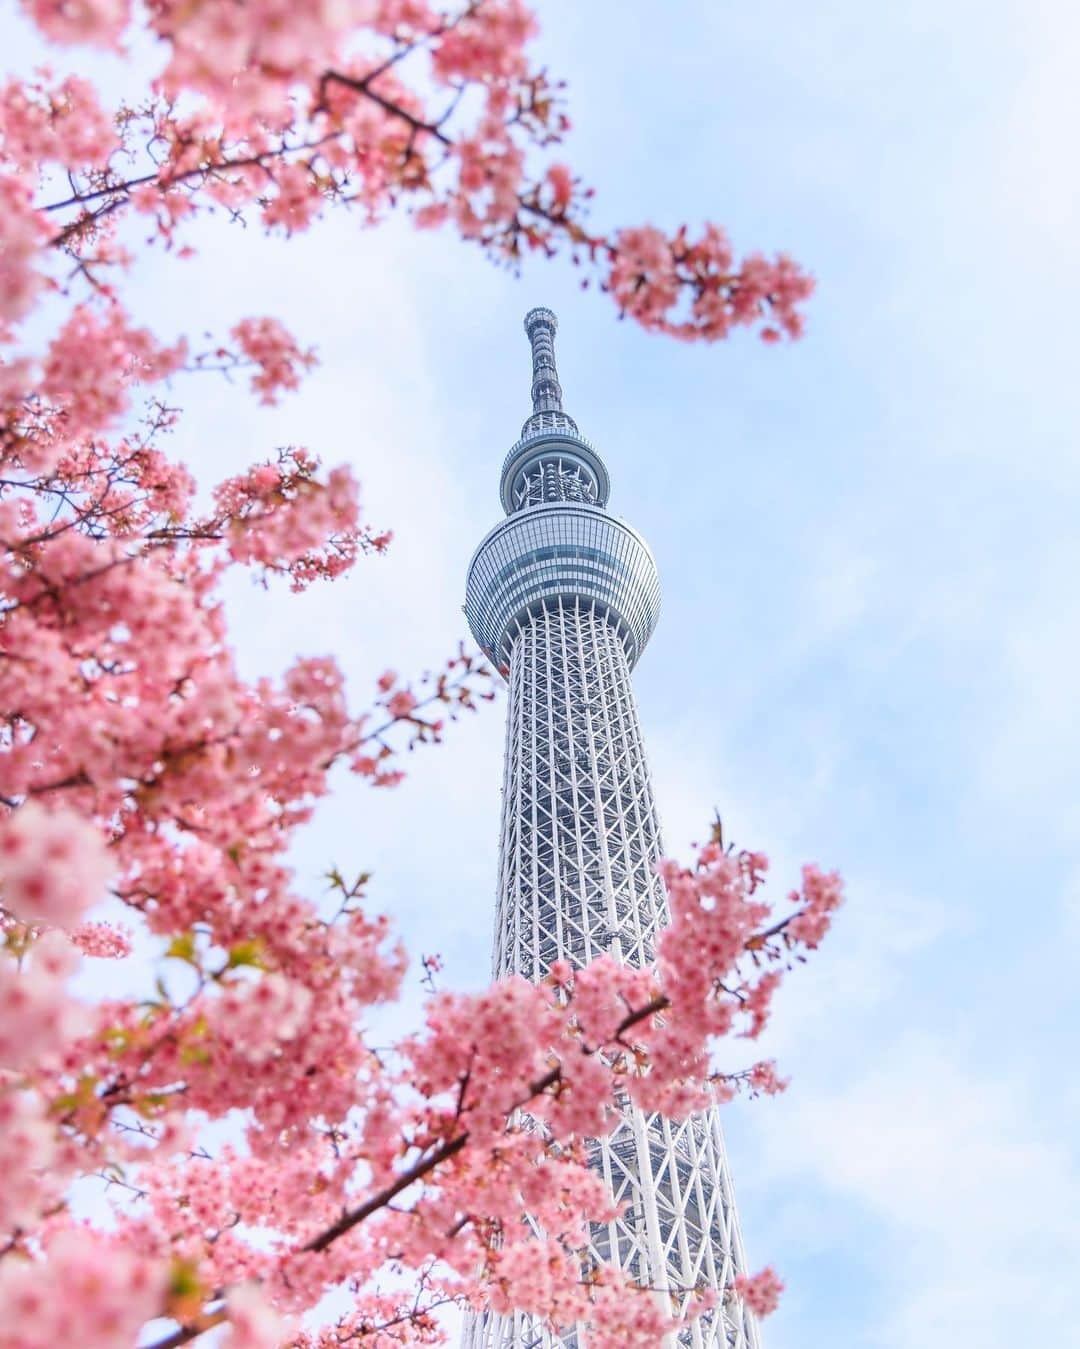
left=143, top=1309, right=226, bottom=1349
left=297, top=997, right=664, bottom=1259
left=41, top=134, right=338, bottom=218
left=302, top=1132, right=470, bottom=1254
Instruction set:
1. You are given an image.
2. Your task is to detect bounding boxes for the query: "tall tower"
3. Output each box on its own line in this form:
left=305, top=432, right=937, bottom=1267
left=463, top=310, right=761, bottom=1348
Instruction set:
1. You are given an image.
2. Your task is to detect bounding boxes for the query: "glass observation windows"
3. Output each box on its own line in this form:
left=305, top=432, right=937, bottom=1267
left=465, top=502, right=661, bottom=674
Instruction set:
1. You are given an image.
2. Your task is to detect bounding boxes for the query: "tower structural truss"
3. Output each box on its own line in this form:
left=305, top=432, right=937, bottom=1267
left=462, top=310, right=762, bottom=1349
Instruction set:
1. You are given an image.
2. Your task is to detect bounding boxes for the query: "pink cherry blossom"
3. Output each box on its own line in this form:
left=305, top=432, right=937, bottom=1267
left=788, top=862, right=845, bottom=947
left=0, top=75, right=117, bottom=172
left=734, top=1265, right=785, bottom=1318
left=746, top=1059, right=788, bottom=1096
left=229, top=317, right=317, bottom=405
left=0, top=1091, right=65, bottom=1235
left=71, top=921, right=133, bottom=958
left=222, top=1282, right=292, bottom=1348
left=211, top=449, right=365, bottom=588
left=39, top=305, right=187, bottom=439
left=0, top=802, right=111, bottom=928
left=0, top=938, right=80, bottom=1070
left=387, top=688, right=418, bottom=719
left=0, top=1228, right=164, bottom=1348
left=0, top=174, right=50, bottom=327
left=205, top=972, right=314, bottom=1065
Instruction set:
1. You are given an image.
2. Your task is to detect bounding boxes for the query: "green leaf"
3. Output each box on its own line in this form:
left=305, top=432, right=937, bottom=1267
left=165, top=932, right=197, bottom=965
left=225, top=939, right=264, bottom=969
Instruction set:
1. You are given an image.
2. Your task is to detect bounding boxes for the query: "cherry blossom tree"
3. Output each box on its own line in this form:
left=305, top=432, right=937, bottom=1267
left=0, top=1, right=833, bottom=1345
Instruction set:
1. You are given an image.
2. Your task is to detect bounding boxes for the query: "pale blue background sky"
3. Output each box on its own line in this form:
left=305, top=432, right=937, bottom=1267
left=9, top=1, right=1080, bottom=1344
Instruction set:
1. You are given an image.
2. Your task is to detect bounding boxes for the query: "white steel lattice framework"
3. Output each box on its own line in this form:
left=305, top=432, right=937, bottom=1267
left=462, top=309, right=762, bottom=1349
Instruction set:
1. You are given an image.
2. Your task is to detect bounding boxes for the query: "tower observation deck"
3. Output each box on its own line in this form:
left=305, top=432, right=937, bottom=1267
left=463, top=309, right=761, bottom=1348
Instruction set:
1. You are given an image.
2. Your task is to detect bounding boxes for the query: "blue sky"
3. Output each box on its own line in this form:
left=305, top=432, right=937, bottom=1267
left=8, top=0, right=1080, bottom=1344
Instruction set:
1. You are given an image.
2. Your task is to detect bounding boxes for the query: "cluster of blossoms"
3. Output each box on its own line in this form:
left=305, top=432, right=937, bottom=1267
left=228, top=319, right=318, bottom=406
left=0, top=1231, right=164, bottom=1349
left=0, top=0, right=831, bottom=1345
left=0, top=802, right=112, bottom=929
left=211, top=448, right=378, bottom=589
left=608, top=224, right=812, bottom=341
left=0, top=72, right=116, bottom=172
left=2, top=0, right=813, bottom=410
left=0, top=929, right=80, bottom=1073
left=734, top=1266, right=786, bottom=1319
left=71, top=922, right=133, bottom=959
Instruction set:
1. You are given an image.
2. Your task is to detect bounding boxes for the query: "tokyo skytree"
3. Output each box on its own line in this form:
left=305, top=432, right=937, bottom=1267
left=462, top=309, right=761, bottom=1348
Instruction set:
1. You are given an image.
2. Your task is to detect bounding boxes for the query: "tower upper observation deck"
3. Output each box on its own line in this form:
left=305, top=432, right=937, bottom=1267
left=465, top=309, right=661, bottom=671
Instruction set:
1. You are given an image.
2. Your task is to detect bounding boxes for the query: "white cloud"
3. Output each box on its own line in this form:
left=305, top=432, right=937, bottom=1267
left=1062, top=866, right=1080, bottom=941
left=1000, top=0, right=1080, bottom=256
left=751, top=1035, right=1080, bottom=1346
left=970, top=537, right=1080, bottom=848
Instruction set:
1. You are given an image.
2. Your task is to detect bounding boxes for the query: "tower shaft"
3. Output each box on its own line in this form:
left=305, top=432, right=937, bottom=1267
left=463, top=311, right=761, bottom=1347
left=494, top=598, right=665, bottom=979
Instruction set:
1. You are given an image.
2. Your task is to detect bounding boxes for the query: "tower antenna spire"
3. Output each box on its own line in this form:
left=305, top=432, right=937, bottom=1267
left=524, top=306, right=563, bottom=414
left=499, top=307, right=602, bottom=513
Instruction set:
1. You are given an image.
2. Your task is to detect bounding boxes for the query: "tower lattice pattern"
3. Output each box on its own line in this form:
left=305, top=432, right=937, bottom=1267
left=463, top=310, right=761, bottom=1348
left=493, top=601, right=665, bottom=978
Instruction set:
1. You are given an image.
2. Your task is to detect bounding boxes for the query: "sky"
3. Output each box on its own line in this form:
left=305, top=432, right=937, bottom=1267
left=8, top=0, right=1080, bottom=1345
